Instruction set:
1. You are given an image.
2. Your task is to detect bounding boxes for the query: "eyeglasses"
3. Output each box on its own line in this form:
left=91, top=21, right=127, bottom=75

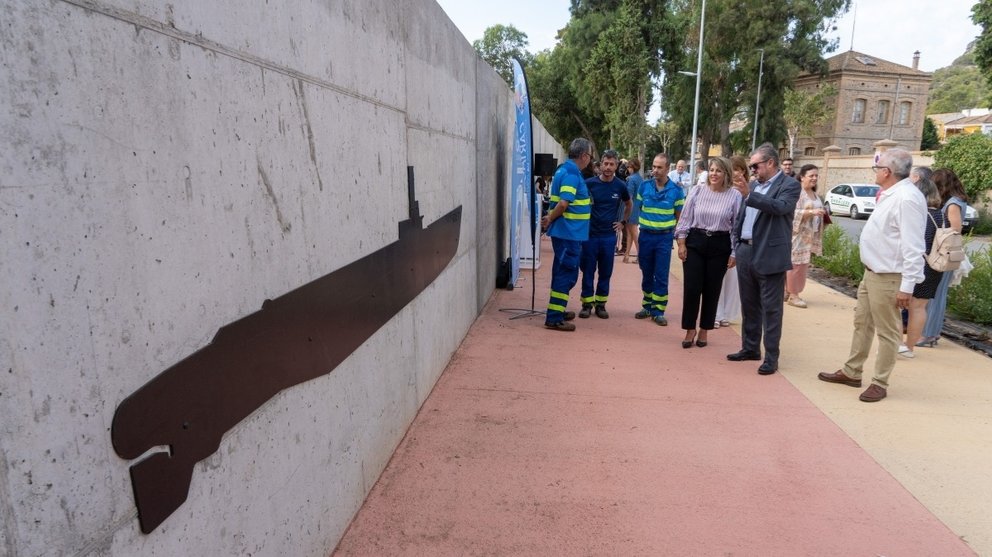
left=871, top=165, right=890, bottom=172
left=748, top=159, right=769, bottom=171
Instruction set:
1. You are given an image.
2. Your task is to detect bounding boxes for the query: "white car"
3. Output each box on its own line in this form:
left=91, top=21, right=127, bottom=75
left=963, top=204, right=978, bottom=233
left=823, top=183, right=880, bottom=220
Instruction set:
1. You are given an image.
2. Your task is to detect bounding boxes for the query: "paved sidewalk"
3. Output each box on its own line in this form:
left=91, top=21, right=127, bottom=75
left=333, top=237, right=989, bottom=556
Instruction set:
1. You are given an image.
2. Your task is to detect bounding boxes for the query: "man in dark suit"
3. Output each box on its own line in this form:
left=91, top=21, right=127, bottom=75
left=727, top=143, right=800, bottom=374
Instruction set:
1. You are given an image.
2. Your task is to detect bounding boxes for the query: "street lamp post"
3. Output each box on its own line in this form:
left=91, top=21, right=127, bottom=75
left=687, top=0, right=706, bottom=186
left=751, top=48, right=765, bottom=152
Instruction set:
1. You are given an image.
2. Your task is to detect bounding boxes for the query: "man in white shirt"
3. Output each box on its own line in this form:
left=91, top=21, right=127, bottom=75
left=668, top=160, right=692, bottom=192
left=694, top=161, right=708, bottom=188
left=818, top=148, right=926, bottom=402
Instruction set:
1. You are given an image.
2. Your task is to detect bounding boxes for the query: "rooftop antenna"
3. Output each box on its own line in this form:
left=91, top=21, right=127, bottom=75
left=849, top=1, right=857, bottom=51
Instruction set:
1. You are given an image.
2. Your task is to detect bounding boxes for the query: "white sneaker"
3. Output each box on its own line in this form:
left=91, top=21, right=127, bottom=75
left=898, top=344, right=915, bottom=358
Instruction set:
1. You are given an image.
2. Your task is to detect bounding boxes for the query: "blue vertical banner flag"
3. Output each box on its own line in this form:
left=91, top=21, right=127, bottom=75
left=507, top=58, right=533, bottom=286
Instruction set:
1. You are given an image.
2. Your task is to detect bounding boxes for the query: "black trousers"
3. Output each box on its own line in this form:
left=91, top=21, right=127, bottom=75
left=680, top=230, right=731, bottom=330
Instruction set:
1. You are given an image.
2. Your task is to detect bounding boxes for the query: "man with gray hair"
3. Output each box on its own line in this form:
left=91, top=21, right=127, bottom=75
left=727, top=143, right=800, bottom=375
left=818, top=148, right=926, bottom=402
left=541, top=138, right=593, bottom=331
left=668, top=159, right=691, bottom=192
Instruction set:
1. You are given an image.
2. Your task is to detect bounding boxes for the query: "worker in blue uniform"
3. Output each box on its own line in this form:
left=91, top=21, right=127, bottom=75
left=579, top=149, right=632, bottom=319
left=635, top=152, right=685, bottom=325
left=541, top=138, right=593, bottom=331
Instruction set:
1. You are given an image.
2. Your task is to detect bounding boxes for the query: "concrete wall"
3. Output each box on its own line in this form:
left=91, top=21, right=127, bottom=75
left=0, top=1, right=562, bottom=555
left=793, top=152, right=935, bottom=191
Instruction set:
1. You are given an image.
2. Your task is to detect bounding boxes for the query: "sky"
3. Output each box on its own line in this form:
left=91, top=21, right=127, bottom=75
left=435, top=0, right=981, bottom=72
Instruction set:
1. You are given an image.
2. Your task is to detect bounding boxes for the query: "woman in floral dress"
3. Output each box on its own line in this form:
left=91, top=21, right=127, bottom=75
left=785, top=164, right=826, bottom=308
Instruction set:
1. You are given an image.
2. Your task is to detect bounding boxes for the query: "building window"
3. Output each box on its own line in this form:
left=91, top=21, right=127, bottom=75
left=852, top=99, right=866, bottom=123
left=876, top=100, right=890, bottom=124
left=898, top=101, right=912, bottom=125
left=804, top=147, right=816, bottom=156
left=849, top=147, right=861, bottom=156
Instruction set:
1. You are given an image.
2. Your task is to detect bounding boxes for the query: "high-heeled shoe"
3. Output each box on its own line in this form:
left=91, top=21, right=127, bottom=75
left=695, top=338, right=708, bottom=347
left=915, top=336, right=939, bottom=348
left=682, top=332, right=696, bottom=349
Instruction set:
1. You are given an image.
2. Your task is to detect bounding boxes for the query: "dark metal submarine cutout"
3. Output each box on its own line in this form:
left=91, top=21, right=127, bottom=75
left=111, top=167, right=462, bottom=533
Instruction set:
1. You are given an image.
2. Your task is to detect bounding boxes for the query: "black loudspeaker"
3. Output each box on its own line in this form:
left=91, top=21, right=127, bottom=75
left=534, top=153, right=558, bottom=177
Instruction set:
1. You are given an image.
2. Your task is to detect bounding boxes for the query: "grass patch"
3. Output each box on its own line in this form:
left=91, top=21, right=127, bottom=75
left=812, top=225, right=864, bottom=284
left=948, top=246, right=992, bottom=325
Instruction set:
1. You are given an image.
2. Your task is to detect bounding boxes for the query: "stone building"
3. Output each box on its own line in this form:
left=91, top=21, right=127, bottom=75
left=793, top=50, right=932, bottom=156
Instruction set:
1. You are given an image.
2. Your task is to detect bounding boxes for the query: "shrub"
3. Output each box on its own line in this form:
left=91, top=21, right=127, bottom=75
left=970, top=205, right=992, bottom=235
left=932, top=133, right=992, bottom=201
left=948, top=247, right=992, bottom=325
left=812, top=225, right=864, bottom=283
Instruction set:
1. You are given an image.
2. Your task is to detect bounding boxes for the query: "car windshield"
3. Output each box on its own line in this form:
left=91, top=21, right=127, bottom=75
left=853, top=185, right=879, bottom=197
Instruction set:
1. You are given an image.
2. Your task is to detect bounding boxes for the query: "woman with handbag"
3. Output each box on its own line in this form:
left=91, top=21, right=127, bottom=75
left=785, top=165, right=826, bottom=308
left=900, top=175, right=947, bottom=357
left=916, top=168, right=970, bottom=348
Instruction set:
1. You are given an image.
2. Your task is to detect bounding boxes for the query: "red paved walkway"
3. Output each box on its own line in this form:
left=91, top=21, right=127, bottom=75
left=333, top=238, right=975, bottom=556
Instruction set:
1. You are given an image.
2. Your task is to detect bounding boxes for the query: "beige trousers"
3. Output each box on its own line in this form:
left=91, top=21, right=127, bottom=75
left=842, top=270, right=902, bottom=388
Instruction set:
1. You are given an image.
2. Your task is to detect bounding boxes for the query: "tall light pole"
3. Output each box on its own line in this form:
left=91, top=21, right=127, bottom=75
left=687, top=0, right=706, bottom=185
left=751, top=48, right=765, bottom=152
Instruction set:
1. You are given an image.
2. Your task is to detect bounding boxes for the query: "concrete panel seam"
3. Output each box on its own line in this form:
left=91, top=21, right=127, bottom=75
left=0, top=435, right=19, bottom=557
left=405, top=121, right=474, bottom=143
left=57, top=0, right=406, bottom=116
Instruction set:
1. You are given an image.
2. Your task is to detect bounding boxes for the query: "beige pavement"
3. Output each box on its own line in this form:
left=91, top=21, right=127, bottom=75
left=771, top=271, right=992, bottom=553
left=333, top=237, right=991, bottom=555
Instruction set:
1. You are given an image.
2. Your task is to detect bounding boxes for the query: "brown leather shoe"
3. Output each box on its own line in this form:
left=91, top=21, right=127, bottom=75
left=817, top=369, right=862, bottom=388
left=545, top=321, right=576, bottom=332
left=859, top=384, right=887, bottom=402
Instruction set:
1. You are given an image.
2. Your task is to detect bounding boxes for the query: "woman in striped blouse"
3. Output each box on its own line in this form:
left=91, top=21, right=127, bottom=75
left=674, top=157, right=743, bottom=348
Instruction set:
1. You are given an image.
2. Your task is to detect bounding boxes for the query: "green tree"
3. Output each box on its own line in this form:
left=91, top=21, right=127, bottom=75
left=921, top=117, right=940, bottom=150
left=659, top=0, right=851, bottom=159
left=527, top=16, right=611, bottom=147
left=933, top=132, right=992, bottom=200
left=783, top=84, right=837, bottom=157
left=973, top=0, right=992, bottom=106
left=585, top=0, right=654, bottom=154
left=472, top=24, right=533, bottom=86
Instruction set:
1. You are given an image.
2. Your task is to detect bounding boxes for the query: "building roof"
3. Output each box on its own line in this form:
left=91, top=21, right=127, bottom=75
left=928, top=112, right=967, bottom=125
left=825, top=50, right=931, bottom=77
left=945, top=113, right=992, bottom=126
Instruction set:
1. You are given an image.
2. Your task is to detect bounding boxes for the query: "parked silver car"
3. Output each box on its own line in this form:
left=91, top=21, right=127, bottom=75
left=823, top=183, right=880, bottom=220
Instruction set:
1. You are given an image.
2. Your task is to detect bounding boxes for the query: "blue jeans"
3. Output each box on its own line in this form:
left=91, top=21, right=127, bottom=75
left=579, top=235, right=617, bottom=306
left=637, top=230, right=674, bottom=317
left=922, top=270, right=953, bottom=338
left=546, top=237, right=582, bottom=324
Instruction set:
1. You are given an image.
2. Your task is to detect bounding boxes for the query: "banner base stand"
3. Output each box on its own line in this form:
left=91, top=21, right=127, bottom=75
left=499, top=308, right=546, bottom=321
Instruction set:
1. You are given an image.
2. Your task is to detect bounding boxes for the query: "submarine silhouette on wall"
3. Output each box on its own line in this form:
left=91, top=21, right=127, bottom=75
left=111, top=167, right=462, bottom=533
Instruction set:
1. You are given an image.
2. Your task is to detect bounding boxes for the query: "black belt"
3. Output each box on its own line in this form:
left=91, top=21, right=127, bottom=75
left=690, top=228, right=730, bottom=237
left=739, top=239, right=753, bottom=245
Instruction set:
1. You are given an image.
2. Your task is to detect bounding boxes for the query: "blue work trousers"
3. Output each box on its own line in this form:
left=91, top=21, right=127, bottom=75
left=546, top=237, right=582, bottom=324
left=579, top=235, right=617, bottom=306
left=638, top=230, right=674, bottom=316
